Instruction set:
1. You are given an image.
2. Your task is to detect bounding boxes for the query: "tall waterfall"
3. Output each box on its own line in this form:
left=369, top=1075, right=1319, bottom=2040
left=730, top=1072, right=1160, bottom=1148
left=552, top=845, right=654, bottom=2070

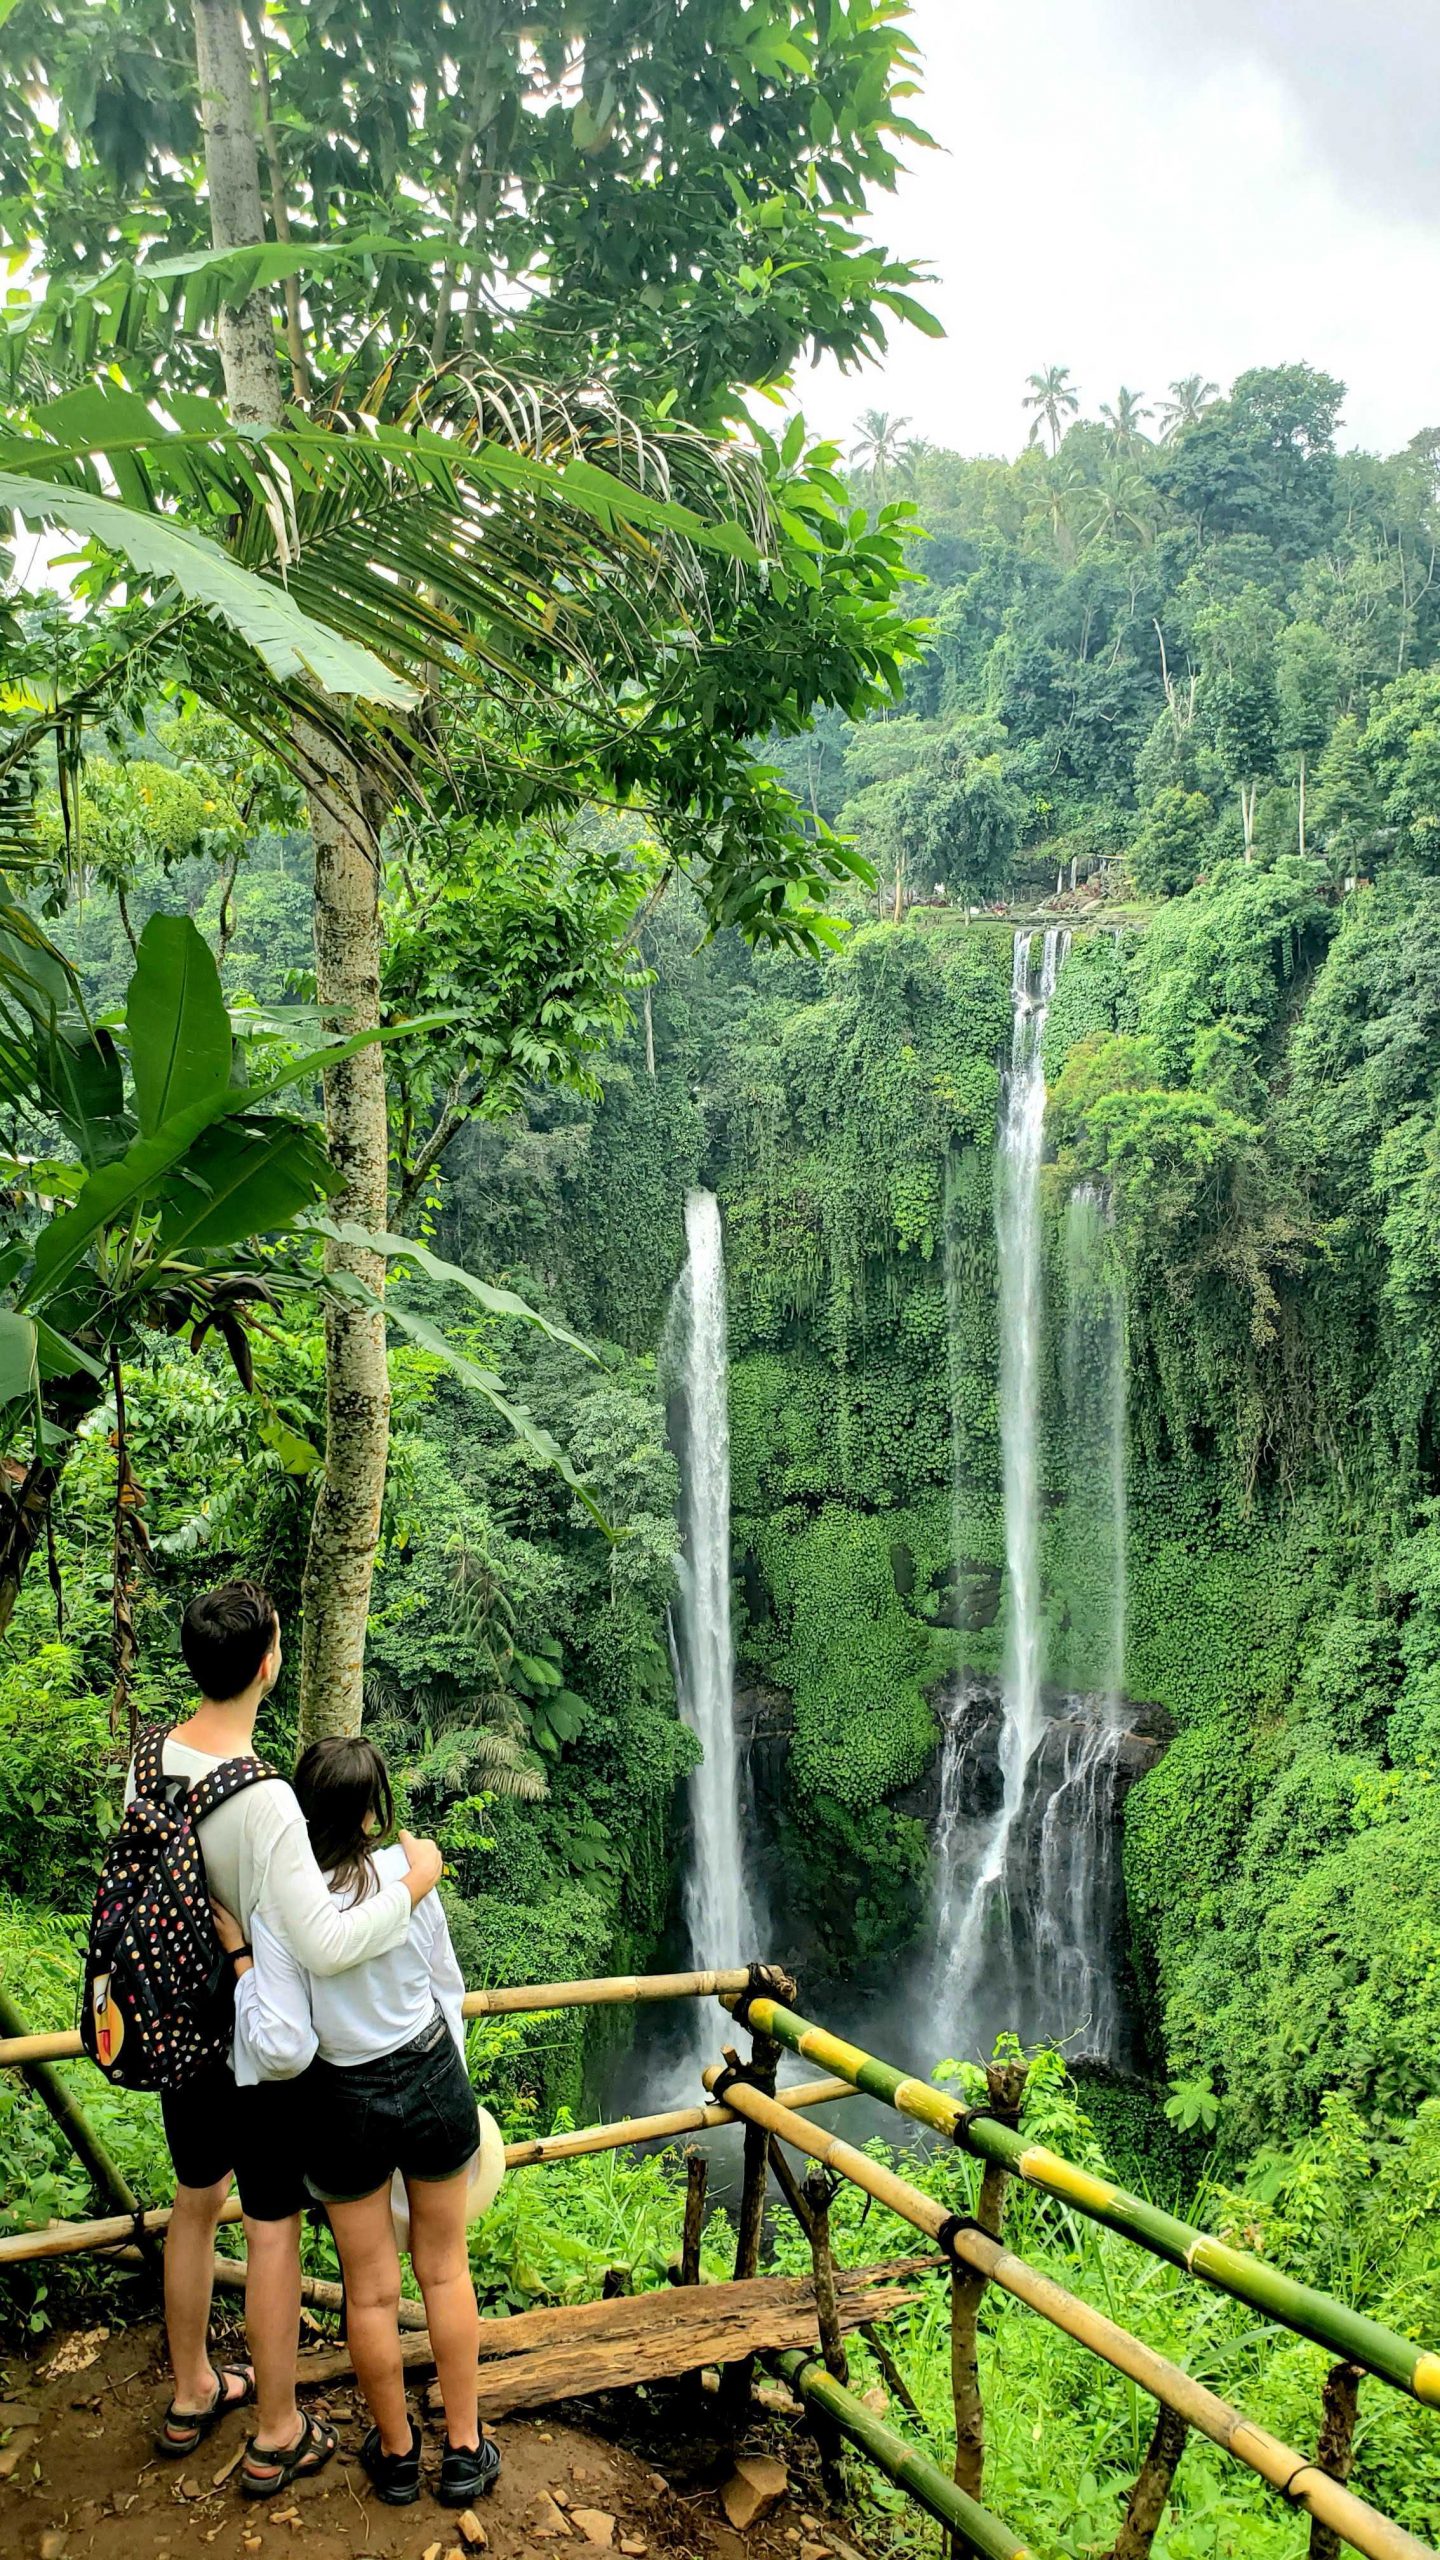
left=937, top=926, right=1127, bottom=2058
left=672, top=1189, right=757, bottom=1971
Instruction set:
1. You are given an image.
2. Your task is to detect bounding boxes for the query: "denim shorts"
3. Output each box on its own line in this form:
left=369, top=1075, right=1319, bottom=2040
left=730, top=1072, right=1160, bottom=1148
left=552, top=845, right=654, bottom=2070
left=302, top=2010, right=479, bottom=2205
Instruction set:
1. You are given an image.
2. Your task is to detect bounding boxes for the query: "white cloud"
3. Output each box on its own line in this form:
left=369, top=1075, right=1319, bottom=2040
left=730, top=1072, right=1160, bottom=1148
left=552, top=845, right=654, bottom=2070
left=805, top=0, right=1440, bottom=463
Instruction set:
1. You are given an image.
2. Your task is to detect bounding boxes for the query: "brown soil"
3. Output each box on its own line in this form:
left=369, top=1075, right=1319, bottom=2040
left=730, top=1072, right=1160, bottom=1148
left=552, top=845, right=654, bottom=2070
left=0, top=2322, right=876, bottom=2560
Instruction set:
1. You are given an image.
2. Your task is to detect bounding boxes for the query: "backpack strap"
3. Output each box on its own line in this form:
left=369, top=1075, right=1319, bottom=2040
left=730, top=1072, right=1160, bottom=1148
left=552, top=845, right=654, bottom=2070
left=186, top=1754, right=281, bottom=1825
left=131, top=1723, right=171, bottom=1804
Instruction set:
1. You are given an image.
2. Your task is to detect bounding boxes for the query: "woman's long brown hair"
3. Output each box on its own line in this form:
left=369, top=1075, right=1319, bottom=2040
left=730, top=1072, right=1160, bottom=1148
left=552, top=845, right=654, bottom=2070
left=293, top=1736, right=396, bottom=1902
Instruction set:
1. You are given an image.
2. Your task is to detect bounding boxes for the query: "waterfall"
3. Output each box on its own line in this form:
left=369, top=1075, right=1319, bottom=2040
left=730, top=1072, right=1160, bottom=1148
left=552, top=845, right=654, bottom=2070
left=671, top=1189, right=757, bottom=1971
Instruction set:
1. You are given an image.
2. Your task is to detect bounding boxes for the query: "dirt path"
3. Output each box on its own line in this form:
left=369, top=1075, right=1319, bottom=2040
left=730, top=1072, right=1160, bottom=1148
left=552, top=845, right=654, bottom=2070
left=0, top=2322, right=873, bottom=2560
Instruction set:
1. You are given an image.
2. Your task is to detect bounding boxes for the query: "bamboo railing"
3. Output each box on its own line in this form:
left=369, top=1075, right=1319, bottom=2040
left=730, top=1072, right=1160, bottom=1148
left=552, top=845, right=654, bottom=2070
left=0, top=1965, right=758, bottom=2071
left=1, top=1959, right=1436, bottom=2560
left=705, top=2065, right=1435, bottom=2560
left=725, top=1991, right=1440, bottom=2410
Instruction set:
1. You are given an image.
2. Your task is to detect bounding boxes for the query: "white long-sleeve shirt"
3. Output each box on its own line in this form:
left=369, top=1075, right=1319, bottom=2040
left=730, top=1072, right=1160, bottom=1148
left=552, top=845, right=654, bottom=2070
left=232, top=1840, right=467, bottom=2086
left=125, top=1737, right=413, bottom=1977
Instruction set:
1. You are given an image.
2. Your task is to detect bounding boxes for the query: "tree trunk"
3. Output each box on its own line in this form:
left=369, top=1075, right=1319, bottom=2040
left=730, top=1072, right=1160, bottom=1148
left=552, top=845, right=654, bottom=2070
left=188, top=0, right=389, bottom=1741
left=1108, top=2405, right=1188, bottom=2560
left=1308, top=2364, right=1364, bottom=2560
left=298, top=737, right=391, bottom=1738
left=950, top=2058, right=1027, bottom=2510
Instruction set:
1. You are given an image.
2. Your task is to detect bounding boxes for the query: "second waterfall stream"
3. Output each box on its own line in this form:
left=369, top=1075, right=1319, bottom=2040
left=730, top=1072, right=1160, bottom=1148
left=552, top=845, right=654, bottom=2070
left=933, top=925, right=1130, bottom=2061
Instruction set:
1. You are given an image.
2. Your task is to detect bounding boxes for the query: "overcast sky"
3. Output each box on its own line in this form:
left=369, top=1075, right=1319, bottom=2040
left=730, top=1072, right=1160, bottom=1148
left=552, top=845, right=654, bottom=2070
left=808, top=0, right=1440, bottom=463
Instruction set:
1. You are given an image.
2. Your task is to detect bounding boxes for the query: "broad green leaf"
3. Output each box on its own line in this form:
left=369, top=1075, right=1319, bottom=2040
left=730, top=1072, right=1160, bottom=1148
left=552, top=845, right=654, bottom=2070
left=0, top=1310, right=38, bottom=1406
left=25, top=1013, right=457, bottom=1303
left=311, top=1219, right=598, bottom=1362
left=153, top=1117, right=338, bottom=1259
left=127, top=914, right=232, bottom=1138
left=0, top=469, right=419, bottom=706
left=34, top=1024, right=129, bottom=1168
left=326, top=1273, right=610, bottom=1532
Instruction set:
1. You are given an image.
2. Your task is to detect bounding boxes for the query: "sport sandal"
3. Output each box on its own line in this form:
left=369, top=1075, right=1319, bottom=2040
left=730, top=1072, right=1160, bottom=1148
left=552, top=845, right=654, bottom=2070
left=439, top=2435, right=501, bottom=2507
left=241, top=2410, right=338, bottom=2500
left=155, top=2364, right=254, bottom=2458
left=361, top=2417, right=422, bottom=2505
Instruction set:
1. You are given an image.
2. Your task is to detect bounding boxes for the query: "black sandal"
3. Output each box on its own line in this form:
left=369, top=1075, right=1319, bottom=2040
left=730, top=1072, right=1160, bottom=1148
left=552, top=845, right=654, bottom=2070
left=155, top=2365, right=255, bottom=2459
left=241, top=2410, right=338, bottom=2500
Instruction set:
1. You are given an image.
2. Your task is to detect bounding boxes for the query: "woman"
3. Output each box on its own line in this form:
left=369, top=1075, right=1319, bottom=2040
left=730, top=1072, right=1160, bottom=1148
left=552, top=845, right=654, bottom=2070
left=216, top=1736, right=498, bottom=2510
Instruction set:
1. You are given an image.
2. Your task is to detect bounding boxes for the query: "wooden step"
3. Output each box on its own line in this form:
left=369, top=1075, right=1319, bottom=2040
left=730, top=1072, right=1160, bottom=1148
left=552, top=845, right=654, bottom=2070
left=296, top=2258, right=933, bottom=2416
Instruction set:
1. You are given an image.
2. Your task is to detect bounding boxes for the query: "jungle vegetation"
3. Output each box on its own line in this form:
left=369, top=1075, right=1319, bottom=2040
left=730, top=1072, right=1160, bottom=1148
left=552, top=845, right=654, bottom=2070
left=2, top=3, right=1440, bottom=2553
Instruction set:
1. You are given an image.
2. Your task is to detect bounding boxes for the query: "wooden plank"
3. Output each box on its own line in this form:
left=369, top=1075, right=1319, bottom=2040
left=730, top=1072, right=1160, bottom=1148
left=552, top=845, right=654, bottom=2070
left=294, top=2265, right=926, bottom=2411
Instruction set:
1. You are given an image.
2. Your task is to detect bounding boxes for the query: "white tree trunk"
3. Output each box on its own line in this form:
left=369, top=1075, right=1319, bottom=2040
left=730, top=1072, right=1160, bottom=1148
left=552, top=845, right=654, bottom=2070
left=189, top=0, right=388, bottom=1739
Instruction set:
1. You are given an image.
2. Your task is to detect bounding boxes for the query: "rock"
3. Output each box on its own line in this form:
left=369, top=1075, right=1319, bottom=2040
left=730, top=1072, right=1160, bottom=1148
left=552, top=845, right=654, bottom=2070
left=38, top=2534, right=68, bottom=2559
left=570, top=2511, right=616, bottom=2548
left=527, top=2493, right=575, bottom=2538
left=721, top=2457, right=789, bottom=2532
left=860, top=2386, right=888, bottom=2417
left=458, top=2514, right=488, bottom=2549
left=800, top=2517, right=823, bottom=2534
left=800, top=2541, right=831, bottom=2559
left=423, top=2543, right=443, bottom=2560
left=646, top=2474, right=668, bottom=2497
left=0, top=2403, right=40, bottom=2429
left=242, top=2539, right=262, bottom=2553
left=178, top=2478, right=203, bottom=2502
left=552, top=2491, right=571, bottom=2509
left=620, top=2539, right=648, bottom=2555
left=0, top=2429, right=36, bottom=2480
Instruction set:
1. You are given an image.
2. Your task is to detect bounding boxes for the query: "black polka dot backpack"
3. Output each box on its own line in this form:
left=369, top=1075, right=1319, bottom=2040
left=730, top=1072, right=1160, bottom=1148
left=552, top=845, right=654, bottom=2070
left=80, top=1723, right=277, bottom=2091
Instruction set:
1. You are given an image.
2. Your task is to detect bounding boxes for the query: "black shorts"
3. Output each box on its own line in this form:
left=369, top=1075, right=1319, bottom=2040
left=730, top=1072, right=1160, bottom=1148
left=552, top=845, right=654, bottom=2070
left=162, top=2063, right=310, bottom=2223
left=302, top=2010, right=478, bottom=2205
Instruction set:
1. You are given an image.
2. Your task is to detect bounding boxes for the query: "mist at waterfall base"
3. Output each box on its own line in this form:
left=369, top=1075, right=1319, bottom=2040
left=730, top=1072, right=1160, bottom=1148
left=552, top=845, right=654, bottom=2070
left=927, top=931, right=1136, bottom=2077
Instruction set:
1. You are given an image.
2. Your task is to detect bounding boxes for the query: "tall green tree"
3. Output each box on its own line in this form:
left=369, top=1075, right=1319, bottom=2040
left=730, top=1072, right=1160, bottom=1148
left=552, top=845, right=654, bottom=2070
left=1023, top=365, right=1080, bottom=456
left=2, top=0, right=932, bottom=1734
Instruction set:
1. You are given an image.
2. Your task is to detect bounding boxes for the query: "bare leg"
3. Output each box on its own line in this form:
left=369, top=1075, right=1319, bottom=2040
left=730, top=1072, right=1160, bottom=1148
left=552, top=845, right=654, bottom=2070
left=408, top=2172, right=479, bottom=2452
left=327, top=2188, right=410, bottom=2455
left=244, top=2211, right=303, bottom=2453
left=164, top=2177, right=238, bottom=2414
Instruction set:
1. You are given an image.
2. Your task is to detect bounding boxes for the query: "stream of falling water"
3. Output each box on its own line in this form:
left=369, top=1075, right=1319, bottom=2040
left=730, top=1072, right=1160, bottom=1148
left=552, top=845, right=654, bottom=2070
left=672, top=1188, right=758, bottom=1973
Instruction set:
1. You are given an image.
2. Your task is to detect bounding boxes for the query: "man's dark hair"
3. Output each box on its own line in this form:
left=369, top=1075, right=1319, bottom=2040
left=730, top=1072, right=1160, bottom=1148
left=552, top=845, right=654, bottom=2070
left=180, top=1580, right=278, bottom=1704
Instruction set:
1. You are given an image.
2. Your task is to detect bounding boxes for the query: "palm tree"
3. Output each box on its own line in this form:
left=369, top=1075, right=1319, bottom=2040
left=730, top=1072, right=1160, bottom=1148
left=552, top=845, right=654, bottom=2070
left=1099, top=387, right=1151, bottom=455
left=850, top=408, right=913, bottom=496
left=1076, top=461, right=1156, bottom=552
left=1157, top=376, right=1220, bottom=439
left=1023, top=366, right=1081, bottom=456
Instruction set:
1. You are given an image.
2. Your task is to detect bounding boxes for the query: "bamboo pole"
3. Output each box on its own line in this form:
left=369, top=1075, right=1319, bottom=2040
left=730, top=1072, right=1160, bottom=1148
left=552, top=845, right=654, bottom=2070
left=702, top=2069, right=1438, bottom=2560
left=502, top=2076, right=849, bottom=2167
left=0, top=1967, right=765, bottom=2070
left=0, top=2080, right=851, bottom=2273
left=724, top=1994, right=1440, bottom=2410
left=952, top=2057, right=1027, bottom=2505
left=0, top=1984, right=144, bottom=2228
left=768, top=2348, right=1037, bottom=2560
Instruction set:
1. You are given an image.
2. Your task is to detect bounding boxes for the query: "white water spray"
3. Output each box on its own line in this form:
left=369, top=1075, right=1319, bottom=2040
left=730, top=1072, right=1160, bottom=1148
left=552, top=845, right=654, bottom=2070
left=672, top=1189, right=757, bottom=1971
left=937, top=927, right=1068, bottom=2025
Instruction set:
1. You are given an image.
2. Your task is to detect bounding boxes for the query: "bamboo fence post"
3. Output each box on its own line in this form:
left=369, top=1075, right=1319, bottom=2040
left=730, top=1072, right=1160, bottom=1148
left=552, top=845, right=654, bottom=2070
left=767, top=2134, right=816, bottom=2237
left=721, top=1994, right=1440, bottom=2410
left=803, top=2164, right=848, bottom=2501
left=701, top=2067, right=1436, bottom=2560
left=1108, top=2406, right=1189, bottom=2560
left=681, top=2148, right=709, bottom=2287
left=0, top=1982, right=145, bottom=2235
left=952, top=2058, right=1028, bottom=2506
left=767, top=2348, right=1036, bottom=2560
left=723, top=1968, right=797, bottom=2420
left=1311, top=2366, right=1366, bottom=2560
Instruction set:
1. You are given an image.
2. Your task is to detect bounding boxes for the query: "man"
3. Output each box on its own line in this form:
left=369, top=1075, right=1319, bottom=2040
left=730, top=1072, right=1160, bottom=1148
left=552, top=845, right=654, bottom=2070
left=131, top=1578, right=443, bottom=2496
